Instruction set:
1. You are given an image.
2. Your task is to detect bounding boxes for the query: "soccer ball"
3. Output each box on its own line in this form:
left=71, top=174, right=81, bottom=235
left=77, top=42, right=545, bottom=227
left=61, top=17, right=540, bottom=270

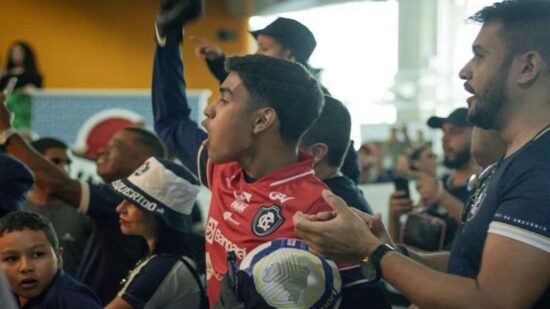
left=239, top=238, right=342, bottom=309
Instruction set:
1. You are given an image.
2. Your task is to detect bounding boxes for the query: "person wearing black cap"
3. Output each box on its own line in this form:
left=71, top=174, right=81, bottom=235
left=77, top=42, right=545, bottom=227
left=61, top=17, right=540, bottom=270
left=192, top=17, right=316, bottom=84
left=389, top=107, right=478, bottom=251
left=106, top=157, right=207, bottom=309
left=0, top=153, right=34, bottom=217
left=424, top=107, right=479, bottom=216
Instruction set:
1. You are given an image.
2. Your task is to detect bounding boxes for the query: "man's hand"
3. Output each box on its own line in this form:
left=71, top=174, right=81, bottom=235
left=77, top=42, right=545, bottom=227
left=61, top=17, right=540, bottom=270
left=415, top=172, right=443, bottom=205
left=190, top=36, right=223, bottom=60
left=389, top=191, right=413, bottom=222
left=350, top=209, right=397, bottom=248
left=294, top=190, right=383, bottom=264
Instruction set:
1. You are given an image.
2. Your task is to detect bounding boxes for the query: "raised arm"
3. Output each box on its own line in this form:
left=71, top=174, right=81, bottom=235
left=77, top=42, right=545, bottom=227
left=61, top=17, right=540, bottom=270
left=190, top=36, right=229, bottom=83
left=0, top=96, right=81, bottom=206
left=152, top=27, right=208, bottom=177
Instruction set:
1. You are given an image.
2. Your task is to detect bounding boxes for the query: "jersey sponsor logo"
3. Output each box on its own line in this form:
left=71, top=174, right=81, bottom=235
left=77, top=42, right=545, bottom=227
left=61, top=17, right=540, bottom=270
left=133, top=161, right=151, bottom=176
left=223, top=211, right=240, bottom=225
left=231, top=200, right=249, bottom=213
left=252, top=205, right=284, bottom=237
left=269, top=191, right=295, bottom=204
left=205, top=253, right=223, bottom=282
left=230, top=191, right=252, bottom=213
left=205, top=217, right=247, bottom=259
left=234, top=191, right=252, bottom=202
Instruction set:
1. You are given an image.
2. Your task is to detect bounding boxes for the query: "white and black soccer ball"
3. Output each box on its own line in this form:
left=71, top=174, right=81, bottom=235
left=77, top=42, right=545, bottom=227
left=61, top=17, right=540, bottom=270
left=239, top=238, right=342, bottom=309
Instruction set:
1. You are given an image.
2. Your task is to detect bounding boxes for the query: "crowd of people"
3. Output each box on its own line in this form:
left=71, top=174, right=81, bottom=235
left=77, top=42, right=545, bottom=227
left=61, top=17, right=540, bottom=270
left=0, top=0, right=548, bottom=308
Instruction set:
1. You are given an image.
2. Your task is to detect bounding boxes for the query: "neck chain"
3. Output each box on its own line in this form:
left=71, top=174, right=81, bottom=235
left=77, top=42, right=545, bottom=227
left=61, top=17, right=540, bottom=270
left=461, top=123, right=550, bottom=224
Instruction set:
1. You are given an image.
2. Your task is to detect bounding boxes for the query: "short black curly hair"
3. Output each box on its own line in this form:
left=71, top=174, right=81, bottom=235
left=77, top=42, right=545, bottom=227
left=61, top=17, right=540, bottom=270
left=301, top=96, right=351, bottom=168
left=225, top=55, right=324, bottom=143
left=0, top=212, right=59, bottom=250
left=470, top=0, right=550, bottom=68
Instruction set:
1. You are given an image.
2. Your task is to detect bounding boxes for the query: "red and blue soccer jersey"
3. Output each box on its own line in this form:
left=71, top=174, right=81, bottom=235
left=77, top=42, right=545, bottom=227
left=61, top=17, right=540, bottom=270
left=152, top=43, right=339, bottom=306
left=202, top=151, right=332, bottom=304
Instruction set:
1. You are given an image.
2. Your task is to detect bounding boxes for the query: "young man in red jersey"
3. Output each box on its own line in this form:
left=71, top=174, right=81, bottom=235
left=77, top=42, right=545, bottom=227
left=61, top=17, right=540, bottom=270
left=153, top=1, right=337, bottom=305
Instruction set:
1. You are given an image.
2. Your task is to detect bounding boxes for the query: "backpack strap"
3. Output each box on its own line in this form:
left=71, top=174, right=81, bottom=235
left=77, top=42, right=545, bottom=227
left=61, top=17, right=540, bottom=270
left=179, top=256, right=209, bottom=309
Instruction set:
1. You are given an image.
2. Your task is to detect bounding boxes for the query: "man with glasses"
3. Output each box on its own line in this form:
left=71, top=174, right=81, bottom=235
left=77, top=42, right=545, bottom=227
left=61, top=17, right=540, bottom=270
left=21, top=137, right=92, bottom=278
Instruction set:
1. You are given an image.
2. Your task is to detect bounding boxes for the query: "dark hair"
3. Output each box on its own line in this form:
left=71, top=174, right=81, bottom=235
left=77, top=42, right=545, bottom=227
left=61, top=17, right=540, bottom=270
left=470, top=0, right=550, bottom=68
left=6, top=41, right=40, bottom=76
left=225, top=55, right=324, bottom=143
left=31, top=137, right=68, bottom=155
left=0, top=212, right=59, bottom=250
left=124, top=127, right=167, bottom=159
left=301, top=96, right=351, bottom=168
left=153, top=222, right=205, bottom=274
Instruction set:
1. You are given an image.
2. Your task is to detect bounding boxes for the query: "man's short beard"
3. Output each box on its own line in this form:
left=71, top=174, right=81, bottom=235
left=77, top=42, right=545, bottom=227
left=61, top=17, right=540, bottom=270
left=467, top=56, right=513, bottom=130
left=444, top=146, right=471, bottom=169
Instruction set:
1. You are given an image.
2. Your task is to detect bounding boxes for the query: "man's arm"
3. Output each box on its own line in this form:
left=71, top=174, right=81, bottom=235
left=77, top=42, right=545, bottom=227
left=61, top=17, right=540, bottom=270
left=437, top=190, right=465, bottom=221
left=381, top=235, right=548, bottom=308
left=205, top=56, right=229, bottom=84
left=152, top=34, right=208, bottom=177
left=4, top=135, right=82, bottom=206
left=294, top=191, right=550, bottom=309
left=405, top=250, right=449, bottom=273
left=190, top=36, right=228, bottom=84
left=416, top=172, right=464, bottom=221
left=351, top=207, right=450, bottom=272
left=0, top=97, right=81, bottom=207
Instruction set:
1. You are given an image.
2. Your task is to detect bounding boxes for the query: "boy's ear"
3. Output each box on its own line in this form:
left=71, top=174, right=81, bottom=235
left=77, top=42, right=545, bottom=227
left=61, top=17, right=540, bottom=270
left=252, top=107, right=277, bottom=134
left=306, top=143, right=329, bottom=163
left=55, top=247, right=63, bottom=269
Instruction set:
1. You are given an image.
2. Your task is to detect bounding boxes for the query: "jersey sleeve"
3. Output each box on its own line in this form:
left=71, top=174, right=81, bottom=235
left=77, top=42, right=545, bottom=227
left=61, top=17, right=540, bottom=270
left=152, top=40, right=208, bottom=177
left=79, top=183, right=122, bottom=227
left=488, top=165, right=550, bottom=252
left=205, top=55, right=229, bottom=84
left=304, top=190, right=333, bottom=214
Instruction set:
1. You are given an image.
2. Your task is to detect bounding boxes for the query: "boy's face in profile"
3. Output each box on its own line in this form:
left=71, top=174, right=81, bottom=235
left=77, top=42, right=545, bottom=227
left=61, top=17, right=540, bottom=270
left=0, top=229, right=62, bottom=306
left=202, top=72, right=258, bottom=164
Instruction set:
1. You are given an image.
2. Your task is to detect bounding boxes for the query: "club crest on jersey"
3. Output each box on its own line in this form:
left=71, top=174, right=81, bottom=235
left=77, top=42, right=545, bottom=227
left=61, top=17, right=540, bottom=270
left=252, top=205, right=284, bottom=237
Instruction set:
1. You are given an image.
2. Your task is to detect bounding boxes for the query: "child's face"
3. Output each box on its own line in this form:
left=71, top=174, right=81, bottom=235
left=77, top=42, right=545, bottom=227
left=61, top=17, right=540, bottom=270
left=0, top=229, right=61, bottom=305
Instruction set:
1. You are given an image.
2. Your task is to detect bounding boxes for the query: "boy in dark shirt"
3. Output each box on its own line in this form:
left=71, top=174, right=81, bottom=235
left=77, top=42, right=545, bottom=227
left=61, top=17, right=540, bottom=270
left=0, top=212, right=101, bottom=309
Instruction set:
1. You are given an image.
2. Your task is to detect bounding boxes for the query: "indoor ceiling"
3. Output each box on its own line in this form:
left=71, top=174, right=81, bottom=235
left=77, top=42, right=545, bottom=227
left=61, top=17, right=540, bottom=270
left=224, top=0, right=387, bottom=16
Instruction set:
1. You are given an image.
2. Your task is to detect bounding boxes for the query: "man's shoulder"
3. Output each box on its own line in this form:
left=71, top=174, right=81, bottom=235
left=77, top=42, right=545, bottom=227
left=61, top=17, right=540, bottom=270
left=45, top=271, right=101, bottom=308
